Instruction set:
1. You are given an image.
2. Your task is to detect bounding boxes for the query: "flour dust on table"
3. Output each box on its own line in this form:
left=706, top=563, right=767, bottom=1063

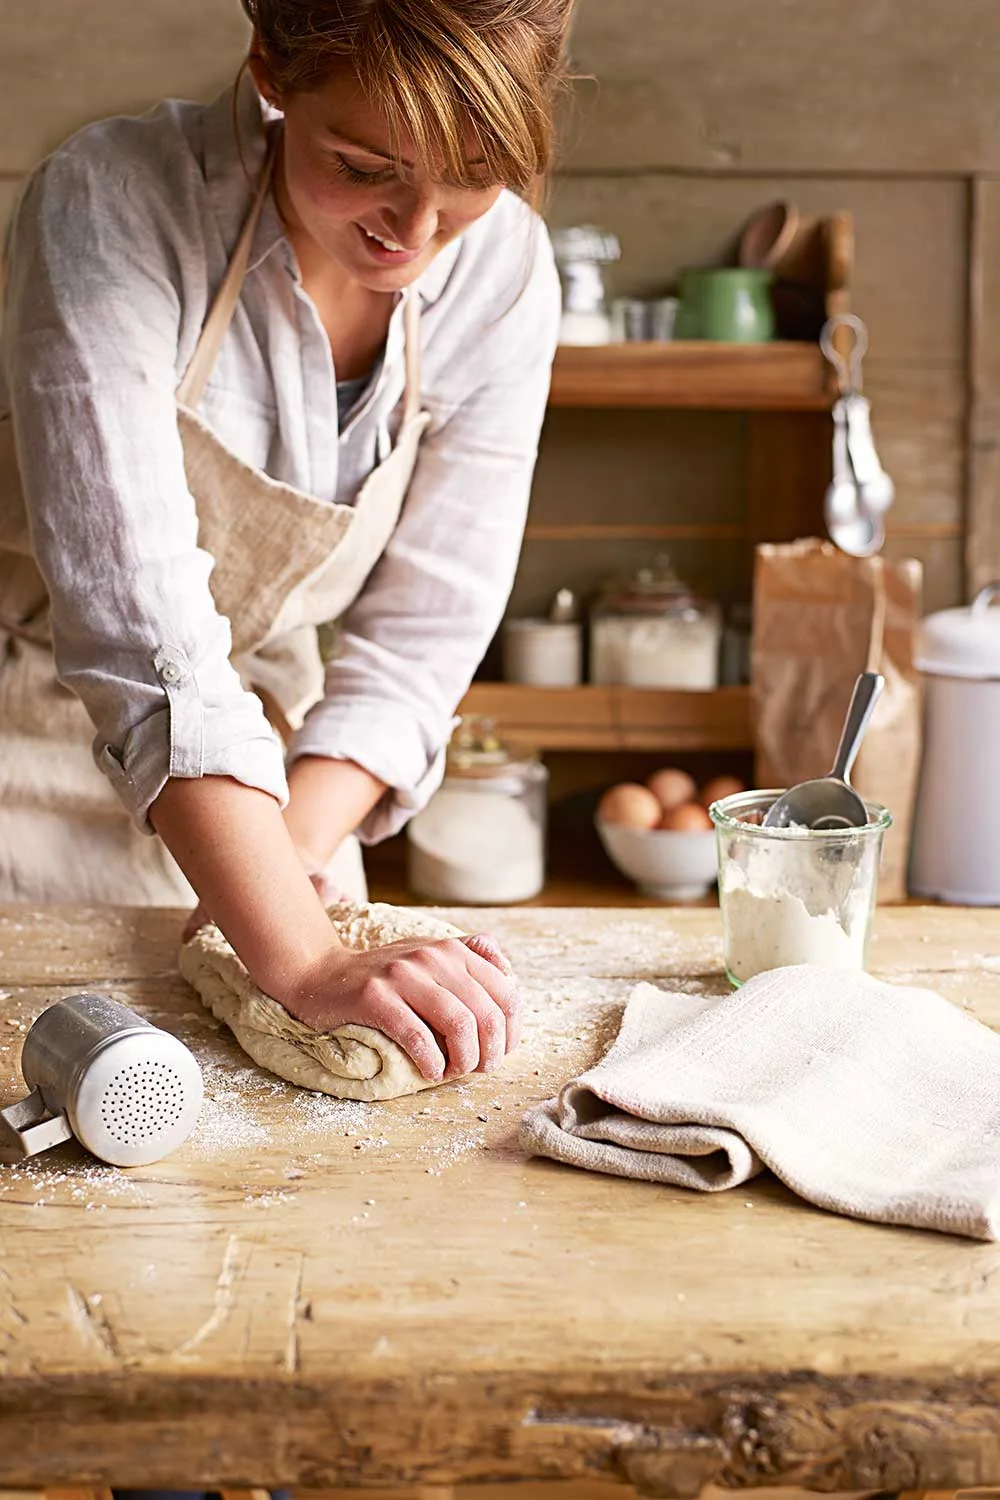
left=179, top=901, right=467, bottom=1101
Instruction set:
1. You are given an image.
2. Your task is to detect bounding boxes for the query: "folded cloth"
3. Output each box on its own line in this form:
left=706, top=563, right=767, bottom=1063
left=520, top=965, right=1000, bottom=1240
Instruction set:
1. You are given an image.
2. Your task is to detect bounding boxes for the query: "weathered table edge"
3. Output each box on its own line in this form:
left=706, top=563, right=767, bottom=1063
left=2, top=1368, right=1000, bottom=1494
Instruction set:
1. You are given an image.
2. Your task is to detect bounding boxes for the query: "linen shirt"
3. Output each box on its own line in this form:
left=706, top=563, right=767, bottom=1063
left=1, top=78, right=560, bottom=841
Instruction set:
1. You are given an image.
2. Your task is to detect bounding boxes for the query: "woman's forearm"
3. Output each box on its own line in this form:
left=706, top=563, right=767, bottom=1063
left=150, top=775, right=340, bottom=999
left=283, top=755, right=386, bottom=870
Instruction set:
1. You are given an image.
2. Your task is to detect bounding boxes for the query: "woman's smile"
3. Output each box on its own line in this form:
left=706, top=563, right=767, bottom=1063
left=357, top=224, right=427, bottom=265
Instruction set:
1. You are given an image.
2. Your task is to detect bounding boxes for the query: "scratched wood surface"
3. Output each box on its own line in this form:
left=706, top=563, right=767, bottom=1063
left=2, top=904, right=1000, bottom=1494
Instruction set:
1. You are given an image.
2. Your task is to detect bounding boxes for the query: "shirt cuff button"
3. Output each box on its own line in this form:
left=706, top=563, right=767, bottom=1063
left=159, top=661, right=184, bottom=686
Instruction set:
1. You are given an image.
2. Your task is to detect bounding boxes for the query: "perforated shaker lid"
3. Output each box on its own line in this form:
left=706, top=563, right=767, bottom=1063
left=917, top=582, right=1000, bottom=680
left=70, top=1029, right=204, bottom=1167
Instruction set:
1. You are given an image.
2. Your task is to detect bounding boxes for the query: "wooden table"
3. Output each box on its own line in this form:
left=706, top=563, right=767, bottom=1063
left=2, top=904, right=1000, bottom=1496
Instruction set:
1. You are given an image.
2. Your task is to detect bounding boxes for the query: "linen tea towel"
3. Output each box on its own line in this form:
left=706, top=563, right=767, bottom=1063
left=520, top=965, right=1000, bottom=1240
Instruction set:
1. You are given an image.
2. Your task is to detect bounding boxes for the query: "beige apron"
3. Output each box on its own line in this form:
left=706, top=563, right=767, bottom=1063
left=0, top=136, right=431, bottom=905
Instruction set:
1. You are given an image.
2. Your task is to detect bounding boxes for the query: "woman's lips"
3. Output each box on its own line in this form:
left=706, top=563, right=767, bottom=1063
left=357, top=224, right=424, bottom=266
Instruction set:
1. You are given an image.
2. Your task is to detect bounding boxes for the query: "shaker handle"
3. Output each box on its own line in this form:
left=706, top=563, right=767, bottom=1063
left=971, top=582, right=1000, bottom=617
left=0, top=1089, right=73, bottom=1157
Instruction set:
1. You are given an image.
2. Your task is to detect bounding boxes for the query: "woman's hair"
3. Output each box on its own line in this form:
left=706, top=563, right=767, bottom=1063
left=239, top=0, right=575, bottom=201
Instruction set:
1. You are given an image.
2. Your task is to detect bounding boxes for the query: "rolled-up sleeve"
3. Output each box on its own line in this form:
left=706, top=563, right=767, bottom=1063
left=287, top=209, right=561, bottom=842
left=3, top=143, right=287, bottom=830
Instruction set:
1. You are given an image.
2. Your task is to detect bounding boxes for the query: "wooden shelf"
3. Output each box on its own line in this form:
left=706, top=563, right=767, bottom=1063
left=461, top=683, right=752, bottom=752
left=524, top=522, right=746, bottom=542
left=547, top=340, right=833, bottom=411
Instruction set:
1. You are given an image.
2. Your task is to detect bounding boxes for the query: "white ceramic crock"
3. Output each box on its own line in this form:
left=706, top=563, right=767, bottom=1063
left=910, top=582, right=1000, bottom=903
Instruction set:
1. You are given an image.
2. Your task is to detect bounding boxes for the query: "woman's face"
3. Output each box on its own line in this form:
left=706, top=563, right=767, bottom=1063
left=252, top=58, right=505, bottom=292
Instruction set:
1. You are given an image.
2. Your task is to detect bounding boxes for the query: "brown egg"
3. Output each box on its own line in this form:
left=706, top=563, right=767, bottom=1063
left=646, top=766, right=697, bottom=814
left=598, top=782, right=662, bottom=830
left=660, top=801, right=714, bottom=833
left=699, top=775, right=746, bottom=809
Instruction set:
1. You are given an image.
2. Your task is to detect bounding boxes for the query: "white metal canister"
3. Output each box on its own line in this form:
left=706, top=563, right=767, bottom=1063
left=910, top=583, right=1000, bottom=903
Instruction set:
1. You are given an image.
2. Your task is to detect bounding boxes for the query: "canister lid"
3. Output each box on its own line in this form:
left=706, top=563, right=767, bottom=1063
left=917, top=582, right=1000, bottom=679
left=550, top=225, right=621, bottom=267
left=593, top=555, right=717, bottom=621
left=445, top=714, right=540, bottom=780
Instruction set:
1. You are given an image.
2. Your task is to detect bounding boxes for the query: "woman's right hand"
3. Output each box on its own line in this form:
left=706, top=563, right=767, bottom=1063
left=156, top=778, right=520, bottom=1081
left=278, top=930, right=521, bottom=1082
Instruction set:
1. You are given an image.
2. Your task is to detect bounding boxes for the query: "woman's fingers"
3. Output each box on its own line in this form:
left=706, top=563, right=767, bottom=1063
left=382, top=947, right=506, bottom=1077
left=361, top=985, right=446, bottom=1082
left=308, top=871, right=354, bottom=906
left=423, top=986, right=484, bottom=1078
left=437, top=976, right=507, bottom=1074
left=461, top=931, right=513, bottom=976
left=380, top=957, right=483, bottom=1077
left=459, top=939, right=522, bottom=1054
left=183, top=903, right=211, bottom=942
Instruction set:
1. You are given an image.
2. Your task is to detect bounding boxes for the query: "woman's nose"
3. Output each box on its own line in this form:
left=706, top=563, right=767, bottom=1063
left=385, top=188, right=440, bottom=250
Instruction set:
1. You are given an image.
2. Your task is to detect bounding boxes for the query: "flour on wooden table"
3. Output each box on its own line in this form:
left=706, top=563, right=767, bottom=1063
left=0, top=1158, right=154, bottom=1209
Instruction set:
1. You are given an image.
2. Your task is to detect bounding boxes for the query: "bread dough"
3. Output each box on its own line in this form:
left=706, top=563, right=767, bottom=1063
left=179, top=900, right=465, bottom=1101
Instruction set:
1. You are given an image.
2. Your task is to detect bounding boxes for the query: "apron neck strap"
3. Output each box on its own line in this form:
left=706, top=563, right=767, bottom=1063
left=176, top=130, right=280, bottom=410
left=401, top=290, right=422, bottom=424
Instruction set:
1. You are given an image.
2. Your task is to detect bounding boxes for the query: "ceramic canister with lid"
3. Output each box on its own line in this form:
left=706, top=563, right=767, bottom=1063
left=407, top=716, right=548, bottom=904
left=910, top=583, right=1000, bottom=903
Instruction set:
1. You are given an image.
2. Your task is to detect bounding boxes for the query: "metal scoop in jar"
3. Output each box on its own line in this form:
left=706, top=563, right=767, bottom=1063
left=763, top=671, right=885, bottom=831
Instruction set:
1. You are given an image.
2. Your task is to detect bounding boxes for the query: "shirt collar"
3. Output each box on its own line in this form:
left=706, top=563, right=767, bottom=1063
left=201, top=73, right=462, bottom=296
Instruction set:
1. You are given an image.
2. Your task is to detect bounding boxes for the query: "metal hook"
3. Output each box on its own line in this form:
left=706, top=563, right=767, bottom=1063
left=821, top=312, right=869, bottom=396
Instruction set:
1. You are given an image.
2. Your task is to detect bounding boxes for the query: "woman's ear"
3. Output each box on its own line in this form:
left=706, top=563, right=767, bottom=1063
left=247, top=39, right=283, bottom=112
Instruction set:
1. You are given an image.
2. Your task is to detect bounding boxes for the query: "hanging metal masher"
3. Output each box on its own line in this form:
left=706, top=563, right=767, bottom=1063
left=820, top=313, right=895, bottom=558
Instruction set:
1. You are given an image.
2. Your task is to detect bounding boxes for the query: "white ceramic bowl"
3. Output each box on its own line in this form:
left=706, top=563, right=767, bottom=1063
left=596, top=818, right=718, bottom=901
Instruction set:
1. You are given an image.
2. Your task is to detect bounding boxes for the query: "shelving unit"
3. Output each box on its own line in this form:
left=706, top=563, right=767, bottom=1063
left=460, top=683, right=752, bottom=752
left=470, top=211, right=852, bottom=762
left=465, top=335, right=835, bottom=762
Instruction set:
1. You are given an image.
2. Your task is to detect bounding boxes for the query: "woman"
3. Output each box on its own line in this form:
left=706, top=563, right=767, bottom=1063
left=0, top=0, right=573, bottom=1083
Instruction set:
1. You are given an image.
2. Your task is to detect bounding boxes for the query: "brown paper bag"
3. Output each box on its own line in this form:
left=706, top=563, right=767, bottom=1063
left=751, top=539, right=923, bottom=902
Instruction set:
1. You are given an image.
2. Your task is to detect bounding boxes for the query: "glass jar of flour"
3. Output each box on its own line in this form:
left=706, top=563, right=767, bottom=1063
left=711, top=789, right=892, bottom=987
left=589, top=557, right=722, bottom=689
left=407, top=717, right=548, bottom=904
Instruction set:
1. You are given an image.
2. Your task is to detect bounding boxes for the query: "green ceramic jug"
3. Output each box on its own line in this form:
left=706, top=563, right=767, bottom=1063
left=674, top=268, right=775, bottom=342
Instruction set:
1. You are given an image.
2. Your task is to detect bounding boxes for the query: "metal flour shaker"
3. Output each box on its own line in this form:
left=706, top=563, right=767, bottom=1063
left=0, top=993, right=203, bottom=1166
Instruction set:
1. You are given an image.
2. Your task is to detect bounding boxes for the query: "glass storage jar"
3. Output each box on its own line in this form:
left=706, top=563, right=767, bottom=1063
left=407, top=717, right=548, bottom=904
left=710, top=789, right=892, bottom=987
left=551, top=225, right=620, bottom=347
left=589, top=558, right=722, bottom=689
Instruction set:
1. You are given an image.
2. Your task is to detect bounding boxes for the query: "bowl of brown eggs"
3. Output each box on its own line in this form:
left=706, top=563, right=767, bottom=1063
left=595, top=769, right=745, bottom=901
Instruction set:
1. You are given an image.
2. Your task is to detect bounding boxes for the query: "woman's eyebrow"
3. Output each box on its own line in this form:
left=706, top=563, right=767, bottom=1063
left=327, top=127, right=488, bottom=170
